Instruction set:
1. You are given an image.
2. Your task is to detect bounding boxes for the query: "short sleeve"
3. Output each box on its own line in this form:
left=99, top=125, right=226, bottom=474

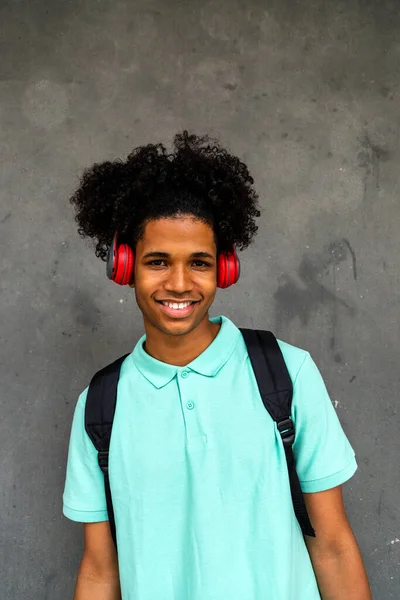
left=62, top=388, right=109, bottom=522
left=292, top=353, right=357, bottom=493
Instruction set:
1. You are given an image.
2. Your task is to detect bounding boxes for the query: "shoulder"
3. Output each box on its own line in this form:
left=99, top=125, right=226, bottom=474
left=77, top=353, right=134, bottom=407
left=276, top=338, right=311, bottom=384
left=75, top=386, right=89, bottom=409
left=234, top=325, right=311, bottom=382
left=235, top=327, right=314, bottom=386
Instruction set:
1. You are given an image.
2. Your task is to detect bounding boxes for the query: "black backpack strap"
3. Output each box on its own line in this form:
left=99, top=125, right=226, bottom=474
left=84, top=354, right=129, bottom=550
left=240, top=328, right=315, bottom=538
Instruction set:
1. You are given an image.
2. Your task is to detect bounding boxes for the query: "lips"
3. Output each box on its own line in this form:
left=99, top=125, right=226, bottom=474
left=161, top=301, right=193, bottom=309
left=156, top=299, right=199, bottom=319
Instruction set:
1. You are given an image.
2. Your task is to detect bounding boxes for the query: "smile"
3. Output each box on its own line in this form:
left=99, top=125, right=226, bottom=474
left=161, top=301, right=194, bottom=310
left=156, top=299, right=199, bottom=318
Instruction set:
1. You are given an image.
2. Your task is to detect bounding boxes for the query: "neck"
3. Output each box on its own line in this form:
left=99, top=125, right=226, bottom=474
left=143, top=315, right=221, bottom=366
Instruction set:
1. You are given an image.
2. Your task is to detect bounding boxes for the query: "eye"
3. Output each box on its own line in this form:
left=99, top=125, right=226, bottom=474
left=148, top=260, right=166, bottom=267
left=192, top=260, right=211, bottom=268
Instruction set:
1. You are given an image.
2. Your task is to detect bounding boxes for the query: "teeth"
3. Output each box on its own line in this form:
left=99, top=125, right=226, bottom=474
left=162, top=301, right=192, bottom=309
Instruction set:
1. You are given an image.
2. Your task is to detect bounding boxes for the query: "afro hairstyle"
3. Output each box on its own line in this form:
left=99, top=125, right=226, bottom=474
left=70, top=130, right=261, bottom=260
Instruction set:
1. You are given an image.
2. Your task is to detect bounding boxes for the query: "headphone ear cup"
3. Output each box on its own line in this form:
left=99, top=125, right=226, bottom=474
left=232, top=248, right=240, bottom=284
left=122, top=244, right=135, bottom=285
left=114, top=244, right=134, bottom=285
left=217, top=247, right=240, bottom=288
left=107, top=233, right=135, bottom=285
left=217, top=253, right=228, bottom=288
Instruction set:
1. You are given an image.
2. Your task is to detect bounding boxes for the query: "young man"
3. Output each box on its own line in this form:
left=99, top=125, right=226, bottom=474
left=63, top=132, right=371, bottom=599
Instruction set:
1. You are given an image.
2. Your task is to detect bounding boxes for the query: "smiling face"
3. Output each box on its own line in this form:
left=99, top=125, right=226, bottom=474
left=133, top=215, right=218, bottom=338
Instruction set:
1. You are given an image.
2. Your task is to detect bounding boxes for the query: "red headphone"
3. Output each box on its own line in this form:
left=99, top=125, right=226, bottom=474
left=106, top=233, right=240, bottom=289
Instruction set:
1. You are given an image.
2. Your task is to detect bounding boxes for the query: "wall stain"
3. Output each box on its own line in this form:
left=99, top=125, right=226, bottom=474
left=274, top=240, right=356, bottom=358
left=343, top=238, right=357, bottom=280
left=275, top=244, right=355, bottom=327
left=1, top=212, right=11, bottom=224
left=50, top=240, right=70, bottom=279
left=358, top=133, right=390, bottom=202
left=358, top=133, right=390, bottom=166
left=378, top=489, right=384, bottom=517
left=223, top=82, right=237, bottom=91
left=72, top=290, right=102, bottom=332
left=51, top=259, right=59, bottom=277
left=380, top=85, right=392, bottom=98
left=44, top=571, right=57, bottom=600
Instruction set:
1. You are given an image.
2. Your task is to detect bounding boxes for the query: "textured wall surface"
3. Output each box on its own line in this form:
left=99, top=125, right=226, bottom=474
left=1, top=1, right=399, bottom=598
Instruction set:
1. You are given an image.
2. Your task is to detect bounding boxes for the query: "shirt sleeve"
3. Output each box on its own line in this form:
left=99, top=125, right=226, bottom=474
left=292, top=353, right=357, bottom=493
left=62, top=388, right=109, bottom=523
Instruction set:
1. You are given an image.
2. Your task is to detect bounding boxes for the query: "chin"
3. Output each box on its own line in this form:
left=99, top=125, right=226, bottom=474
left=155, top=310, right=210, bottom=336
left=158, top=318, right=197, bottom=336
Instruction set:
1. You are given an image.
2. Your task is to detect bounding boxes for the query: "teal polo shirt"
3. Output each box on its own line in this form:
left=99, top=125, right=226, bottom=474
left=63, top=315, right=357, bottom=600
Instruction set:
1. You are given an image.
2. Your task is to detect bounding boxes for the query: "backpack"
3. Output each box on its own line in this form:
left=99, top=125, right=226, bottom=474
left=84, top=328, right=315, bottom=551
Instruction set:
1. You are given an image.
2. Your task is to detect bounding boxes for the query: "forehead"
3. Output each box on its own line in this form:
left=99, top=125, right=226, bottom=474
left=139, top=217, right=216, bottom=252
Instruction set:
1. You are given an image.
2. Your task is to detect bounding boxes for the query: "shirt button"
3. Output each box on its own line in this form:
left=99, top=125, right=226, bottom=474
left=181, top=371, right=189, bottom=379
left=186, top=401, right=195, bottom=410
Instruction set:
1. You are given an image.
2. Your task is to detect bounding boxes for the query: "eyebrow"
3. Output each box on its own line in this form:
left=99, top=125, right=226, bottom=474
left=142, top=251, right=215, bottom=260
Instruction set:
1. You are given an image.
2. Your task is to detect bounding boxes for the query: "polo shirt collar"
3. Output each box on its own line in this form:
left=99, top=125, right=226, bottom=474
left=131, top=315, right=240, bottom=389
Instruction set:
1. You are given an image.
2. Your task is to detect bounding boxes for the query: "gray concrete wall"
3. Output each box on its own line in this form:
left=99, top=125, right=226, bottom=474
left=1, top=1, right=399, bottom=598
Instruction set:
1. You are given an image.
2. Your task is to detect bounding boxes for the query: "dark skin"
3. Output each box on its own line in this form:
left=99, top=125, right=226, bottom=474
left=74, top=215, right=371, bottom=599
left=130, top=215, right=221, bottom=366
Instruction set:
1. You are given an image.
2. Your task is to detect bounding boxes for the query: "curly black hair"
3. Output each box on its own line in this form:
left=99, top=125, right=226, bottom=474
left=70, top=131, right=261, bottom=260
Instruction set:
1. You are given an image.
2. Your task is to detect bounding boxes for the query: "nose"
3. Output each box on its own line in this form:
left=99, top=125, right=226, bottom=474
left=163, top=264, right=194, bottom=294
